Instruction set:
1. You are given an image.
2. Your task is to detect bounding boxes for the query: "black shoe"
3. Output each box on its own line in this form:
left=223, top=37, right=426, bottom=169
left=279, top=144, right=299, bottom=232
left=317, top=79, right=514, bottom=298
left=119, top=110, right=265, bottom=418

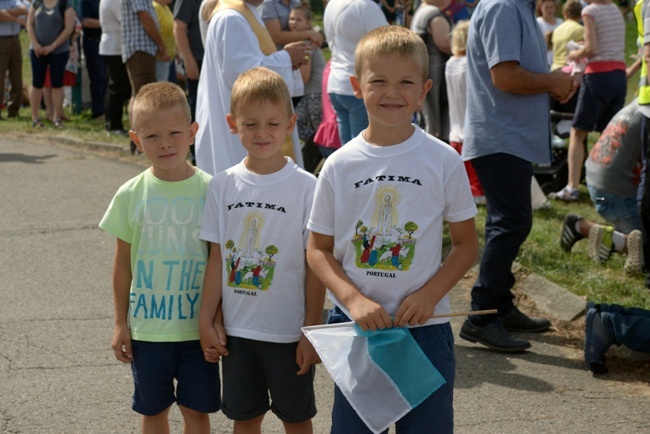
left=501, top=307, right=551, bottom=333
left=460, top=319, right=531, bottom=353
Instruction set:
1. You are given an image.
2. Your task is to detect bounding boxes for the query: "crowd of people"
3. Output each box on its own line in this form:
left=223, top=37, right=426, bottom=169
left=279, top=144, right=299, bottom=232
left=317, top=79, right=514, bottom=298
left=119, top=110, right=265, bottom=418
left=3, top=0, right=650, bottom=432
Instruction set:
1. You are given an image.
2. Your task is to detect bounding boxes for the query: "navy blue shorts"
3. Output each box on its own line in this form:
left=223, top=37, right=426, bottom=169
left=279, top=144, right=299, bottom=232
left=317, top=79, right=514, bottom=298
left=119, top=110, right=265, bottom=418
left=327, top=307, right=455, bottom=434
left=573, top=70, right=626, bottom=133
left=130, top=340, right=221, bottom=416
left=30, top=50, right=69, bottom=88
left=221, top=336, right=317, bottom=423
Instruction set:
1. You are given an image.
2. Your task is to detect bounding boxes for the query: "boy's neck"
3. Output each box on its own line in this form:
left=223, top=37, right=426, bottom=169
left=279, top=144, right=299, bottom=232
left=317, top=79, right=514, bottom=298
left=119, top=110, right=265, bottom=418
left=150, top=162, right=194, bottom=182
left=244, top=154, right=288, bottom=175
left=363, top=123, right=415, bottom=147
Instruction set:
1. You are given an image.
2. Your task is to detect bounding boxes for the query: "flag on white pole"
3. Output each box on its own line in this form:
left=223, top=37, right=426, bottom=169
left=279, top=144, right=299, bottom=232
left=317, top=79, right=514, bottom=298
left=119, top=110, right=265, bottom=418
left=302, top=322, right=446, bottom=434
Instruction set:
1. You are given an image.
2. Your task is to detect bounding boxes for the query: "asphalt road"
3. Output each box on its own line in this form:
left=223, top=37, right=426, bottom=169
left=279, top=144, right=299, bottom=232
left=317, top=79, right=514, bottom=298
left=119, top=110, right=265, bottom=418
left=0, top=135, right=648, bottom=433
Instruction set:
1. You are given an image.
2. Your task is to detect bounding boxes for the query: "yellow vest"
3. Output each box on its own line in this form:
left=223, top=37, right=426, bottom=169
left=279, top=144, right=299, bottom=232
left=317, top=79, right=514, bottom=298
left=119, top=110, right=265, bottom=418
left=211, top=0, right=296, bottom=160
left=635, top=0, right=650, bottom=105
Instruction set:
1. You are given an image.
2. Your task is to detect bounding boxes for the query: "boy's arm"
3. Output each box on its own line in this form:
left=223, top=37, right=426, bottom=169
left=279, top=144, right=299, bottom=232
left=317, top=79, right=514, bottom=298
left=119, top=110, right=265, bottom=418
left=199, top=242, right=229, bottom=362
left=111, top=238, right=133, bottom=363
left=296, top=260, right=326, bottom=375
left=393, top=218, right=479, bottom=327
left=307, top=232, right=392, bottom=331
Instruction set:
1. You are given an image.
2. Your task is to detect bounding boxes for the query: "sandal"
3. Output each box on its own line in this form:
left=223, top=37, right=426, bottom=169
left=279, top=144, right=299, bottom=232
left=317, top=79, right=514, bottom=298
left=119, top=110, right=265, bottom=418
left=32, top=119, right=44, bottom=128
left=53, top=119, right=64, bottom=129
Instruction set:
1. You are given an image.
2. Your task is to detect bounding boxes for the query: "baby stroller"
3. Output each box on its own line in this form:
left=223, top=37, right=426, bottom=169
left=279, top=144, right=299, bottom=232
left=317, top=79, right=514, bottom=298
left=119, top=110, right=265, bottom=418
left=533, top=110, right=573, bottom=195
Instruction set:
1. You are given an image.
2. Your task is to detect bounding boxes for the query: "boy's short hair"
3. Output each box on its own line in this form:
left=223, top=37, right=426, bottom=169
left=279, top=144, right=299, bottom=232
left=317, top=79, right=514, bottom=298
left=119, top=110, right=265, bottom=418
left=562, top=0, right=582, bottom=20
left=291, top=1, right=311, bottom=20
left=132, top=82, right=191, bottom=126
left=450, top=20, right=469, bottom=57
left=354, top=26, right=429, bottom=82
left=230, top=67, right=293, bottom=117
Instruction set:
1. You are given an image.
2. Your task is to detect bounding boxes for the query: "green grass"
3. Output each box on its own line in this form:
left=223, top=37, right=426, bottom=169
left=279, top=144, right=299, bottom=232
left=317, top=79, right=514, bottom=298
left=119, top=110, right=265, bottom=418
left=5, top=20, right=649, bottom=309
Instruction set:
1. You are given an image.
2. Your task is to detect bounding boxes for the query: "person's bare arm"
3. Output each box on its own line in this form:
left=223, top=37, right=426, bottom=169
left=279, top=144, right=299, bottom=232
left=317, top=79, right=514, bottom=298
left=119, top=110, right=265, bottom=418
left=568, top=15, right=596, bottom=60
left=137, top=10, right=170, bottom=61
left=295, top=261, right=326, bottom=375
left=393, top=219, right=479, bottom=327
left=199, top=242, right=228, bottom=362
left=265, top=18, right=323, bottom=49
left=173, top=19, right=199, bottom=80
left=428, top=15, right=452, bottom=56
left=81, top=17, right=101, bottom=28
left=306, top=232, right=392, bottom=331
left=490, top=61, right=576, bottom=102
left=111, top=238, right=133, bottom=363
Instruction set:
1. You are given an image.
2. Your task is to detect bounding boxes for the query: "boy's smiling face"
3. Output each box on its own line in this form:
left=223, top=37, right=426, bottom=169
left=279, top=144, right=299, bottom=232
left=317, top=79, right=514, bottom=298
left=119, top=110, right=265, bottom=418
left=351, top=53, right=431, bottom=139
left=226, top=100, right=296, bottom=172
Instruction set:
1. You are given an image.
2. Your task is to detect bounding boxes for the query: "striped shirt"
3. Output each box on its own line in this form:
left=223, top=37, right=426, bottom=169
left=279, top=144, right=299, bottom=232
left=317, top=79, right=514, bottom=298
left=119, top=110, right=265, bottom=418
left=582, top=2, right=625, bottom=64
left=120, top=0, right=159, bottom=62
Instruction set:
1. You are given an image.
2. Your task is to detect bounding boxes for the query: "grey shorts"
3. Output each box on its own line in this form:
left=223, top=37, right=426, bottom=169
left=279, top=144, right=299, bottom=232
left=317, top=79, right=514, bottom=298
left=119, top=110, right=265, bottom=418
left=221, top=336, right=317, bottom=423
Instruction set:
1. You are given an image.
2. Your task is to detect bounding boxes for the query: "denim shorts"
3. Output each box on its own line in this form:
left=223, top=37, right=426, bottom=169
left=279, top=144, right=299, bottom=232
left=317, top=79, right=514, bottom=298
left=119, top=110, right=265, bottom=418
left=587, top=184, right=642, bottom=233
left=327, top=307, right=455, bottom=434
left=30, top=50, right=68, bottom=88
left=573, top=70, right=626, bottom=133
left=130, top=340, right=220, bottom=416
left=221, top=336, right=317, bottom=423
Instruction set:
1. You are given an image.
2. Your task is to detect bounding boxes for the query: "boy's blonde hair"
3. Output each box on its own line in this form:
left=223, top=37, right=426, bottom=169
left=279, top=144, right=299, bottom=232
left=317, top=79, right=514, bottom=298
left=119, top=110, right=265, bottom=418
left=354, top=25, right=429, bottom=82
left=230, top=67, right=293, bottom=117
left=132, top=82, right=192, bottom=126
left=450, top=20, right=469, bottom=57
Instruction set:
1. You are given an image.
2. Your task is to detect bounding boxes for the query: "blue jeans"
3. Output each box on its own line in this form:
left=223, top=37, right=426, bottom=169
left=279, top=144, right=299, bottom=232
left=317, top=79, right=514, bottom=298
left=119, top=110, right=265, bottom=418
left=587, top=184, right=641, bottom=234
left=469, top=153, right=533, bottom=325
left=82, top=36, right=106, bottom=118
left=600, top=303, right=650, bottom=353
left=328, top=93, right=368, bottom=145
left=326, top=307, right=455, bottom=434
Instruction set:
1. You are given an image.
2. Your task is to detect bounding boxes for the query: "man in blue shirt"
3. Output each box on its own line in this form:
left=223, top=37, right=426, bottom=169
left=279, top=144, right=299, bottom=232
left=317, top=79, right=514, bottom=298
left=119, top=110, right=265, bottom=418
left=460, top=0, right=576, bottom=352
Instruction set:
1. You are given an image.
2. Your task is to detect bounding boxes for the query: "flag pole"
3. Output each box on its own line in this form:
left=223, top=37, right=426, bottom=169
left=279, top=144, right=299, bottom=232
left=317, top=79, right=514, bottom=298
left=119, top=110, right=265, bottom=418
left=303, top=309, right=499, bottom=331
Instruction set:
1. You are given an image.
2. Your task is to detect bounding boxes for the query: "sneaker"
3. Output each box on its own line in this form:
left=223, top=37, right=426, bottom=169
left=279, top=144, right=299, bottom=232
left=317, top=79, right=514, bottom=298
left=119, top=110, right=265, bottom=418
left=459, top=319, right=531, bottom=353
left=624, top=229, right=644, bottom=275
left=560, top=213, right=585, bottom=252
left=584, top=302, right=611, bottom=374
left=549, top=185, right=579, bottom=202
left=588, top=225, right=614, bottom=264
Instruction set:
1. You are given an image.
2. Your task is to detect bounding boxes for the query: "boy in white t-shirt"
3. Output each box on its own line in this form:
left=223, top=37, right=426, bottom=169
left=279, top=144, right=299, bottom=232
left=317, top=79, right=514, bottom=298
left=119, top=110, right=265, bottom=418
left=306, top=26, right=479, bottom=433
left=198, top=67, right=325, bottom=434
left=99, top=82, right=219, bottom=433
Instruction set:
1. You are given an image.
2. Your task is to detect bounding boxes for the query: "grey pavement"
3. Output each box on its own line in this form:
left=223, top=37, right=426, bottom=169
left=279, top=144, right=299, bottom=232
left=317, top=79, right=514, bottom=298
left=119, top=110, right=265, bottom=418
left=1, top=134, right=649, bottom=433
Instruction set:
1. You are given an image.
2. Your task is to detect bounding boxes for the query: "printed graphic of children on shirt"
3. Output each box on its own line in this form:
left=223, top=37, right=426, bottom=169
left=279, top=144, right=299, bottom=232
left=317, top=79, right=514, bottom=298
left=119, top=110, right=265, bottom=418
left=225, top=212, right=278, bottom=290
left=352, top=186, right=417, bottom=271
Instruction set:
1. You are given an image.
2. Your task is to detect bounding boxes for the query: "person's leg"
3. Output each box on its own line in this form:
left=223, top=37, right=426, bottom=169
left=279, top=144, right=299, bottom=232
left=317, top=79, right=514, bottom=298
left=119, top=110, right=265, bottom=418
left=103, top=55, right=132, bottom=131
left=82, top=36, right=106, bottom=119
left=142, top=407, right=171, bottom=434
left=48, top=51, right=69, bottom=123
left=282, top=420, right=313, bottom=434
left=178, top=406, right=210, bottom=434
left=29, top=49, right=47, bottom=123
left=233, top=415, right=265, bottom=434
left=0, top=39, right=9, bottom=116
left=7, top=37, right=23, bottom=117
left=394, top=324, right=455, bottom=434
left=567, top=127, right=588, bottom=190
left=329, top=93, right=351, bottom=145
left=347, top=96, right=369, bottom=140
left=600, top=303, right=650, bottom=353
left=641, top=115, right=650, bottom=283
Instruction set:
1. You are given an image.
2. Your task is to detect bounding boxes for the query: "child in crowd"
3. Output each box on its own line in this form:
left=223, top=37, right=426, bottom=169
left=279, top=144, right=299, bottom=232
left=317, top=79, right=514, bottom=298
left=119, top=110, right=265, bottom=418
left=198, top=67, right=325, bottom=434
left=306, top=26, right=479, bottom=433
left=289, top=2, right=326, bottom=148
left=536, top=0, right=564, bottom=68
left=99, top=82, right=219, bottom=433
left=445, top=20, right=485, bottom=205
left=551, top=0, right=584, bottom=72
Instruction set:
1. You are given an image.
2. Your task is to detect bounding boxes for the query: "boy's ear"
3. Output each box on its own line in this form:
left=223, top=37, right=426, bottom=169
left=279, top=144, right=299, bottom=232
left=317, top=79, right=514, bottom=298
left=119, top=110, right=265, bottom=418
left=129, top=130, right=144, bottom=153
left=350, top=75, right=363, bottom=99
left=226, top=114, right=238, bottom=134
left=420, top=78, right=433, bottom=103
left=287, top=113, right=297, bottom=134
left=188, top=121, right=199, bottom=143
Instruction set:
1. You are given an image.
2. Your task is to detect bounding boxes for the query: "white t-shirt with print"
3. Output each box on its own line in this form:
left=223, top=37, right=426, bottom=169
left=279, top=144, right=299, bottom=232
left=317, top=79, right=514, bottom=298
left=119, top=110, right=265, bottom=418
left=200, top=158, right=316, bottom=343
left=308, top=127, right=477, bottom=326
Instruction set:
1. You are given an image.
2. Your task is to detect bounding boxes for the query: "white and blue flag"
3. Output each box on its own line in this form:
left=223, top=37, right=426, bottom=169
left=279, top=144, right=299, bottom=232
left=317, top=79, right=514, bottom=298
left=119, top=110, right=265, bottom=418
left=302, top=322, right=446, bottom=434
